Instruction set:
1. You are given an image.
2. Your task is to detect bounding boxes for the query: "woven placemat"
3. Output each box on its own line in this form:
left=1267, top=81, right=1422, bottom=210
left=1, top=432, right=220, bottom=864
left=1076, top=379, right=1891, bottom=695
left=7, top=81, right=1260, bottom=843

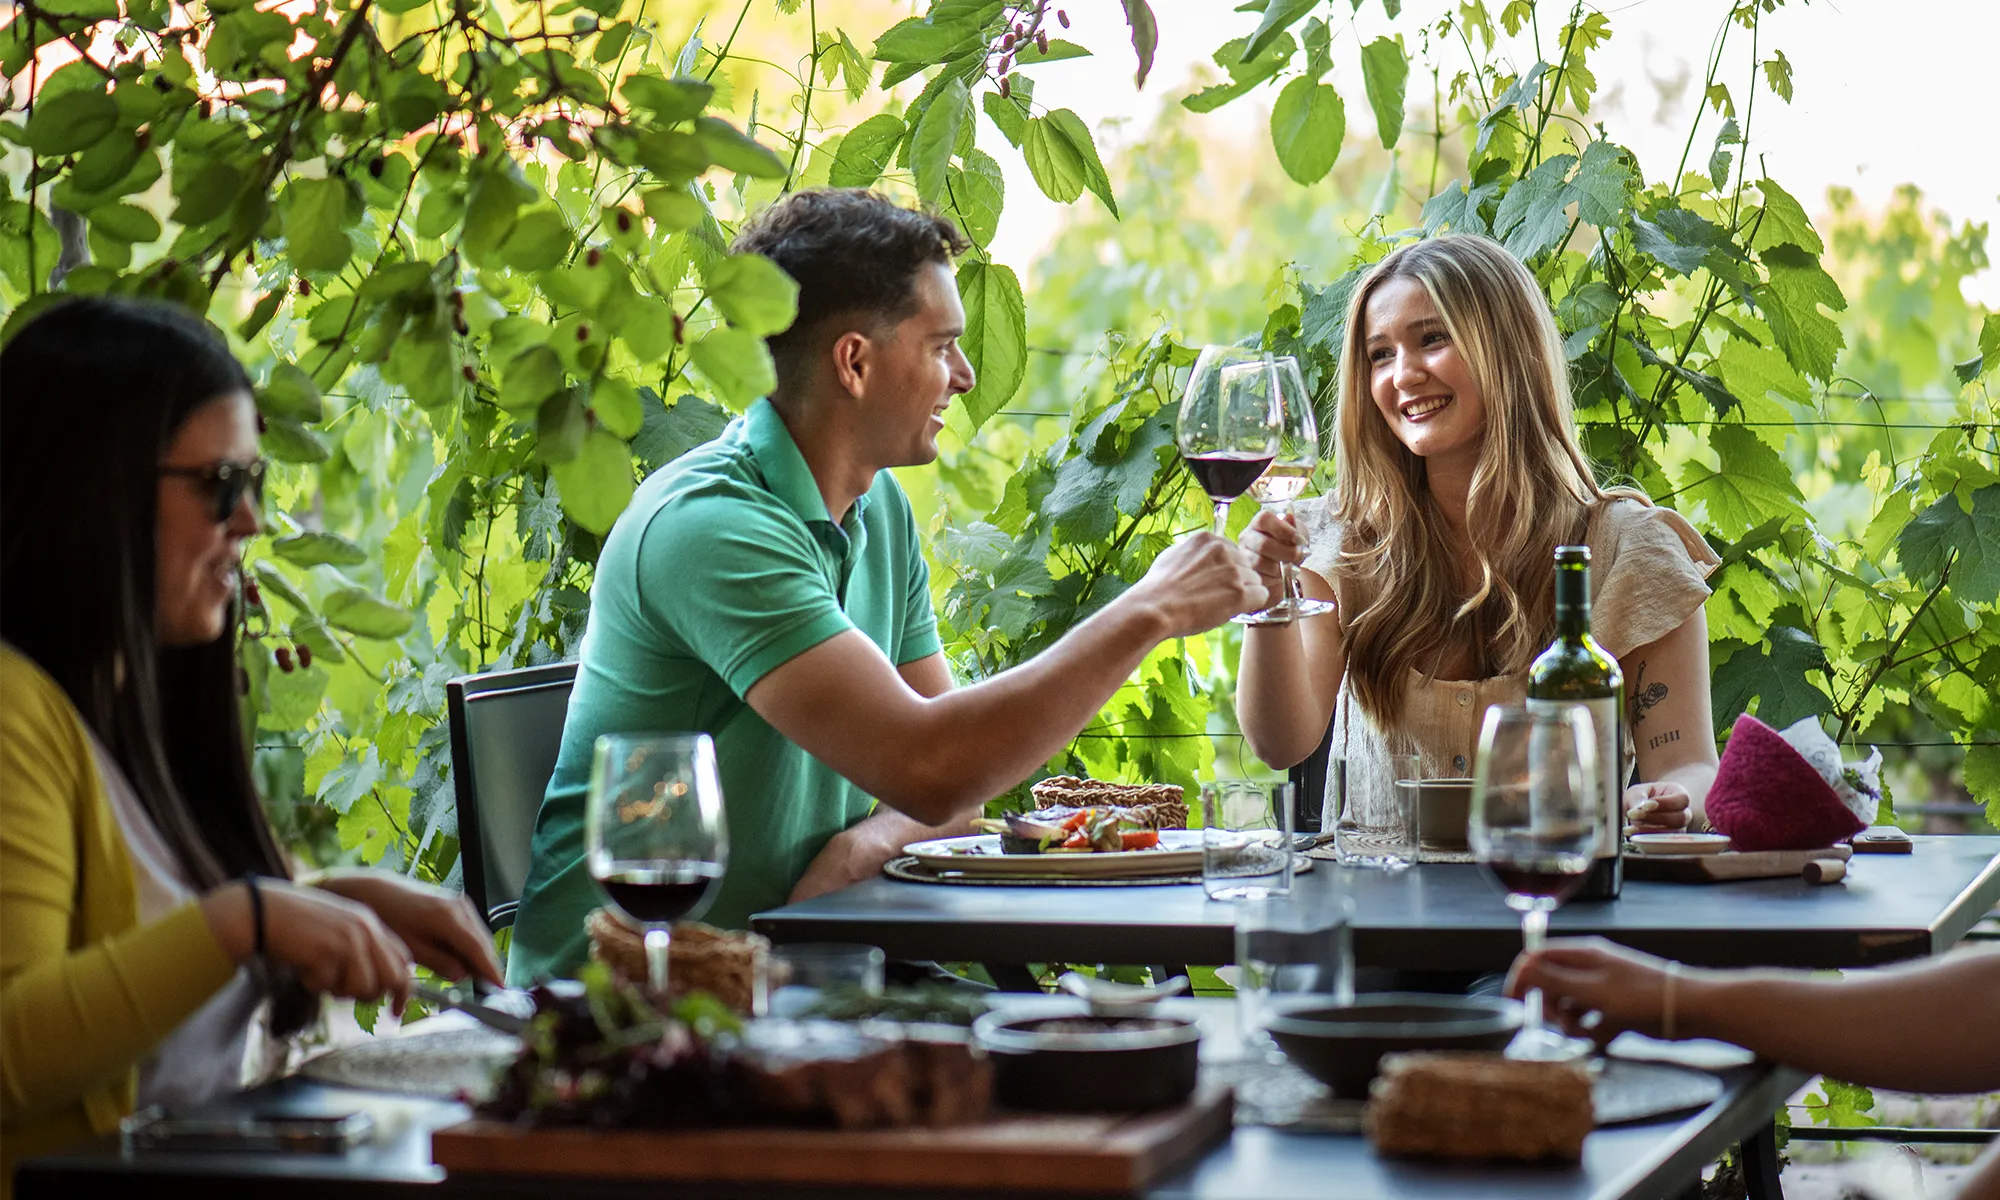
left=297, top=1024, right=519, bottom=1101
left=1221, top=1054, right=1721, bottom=1131
left=883, top=854, right=1316, bottom=887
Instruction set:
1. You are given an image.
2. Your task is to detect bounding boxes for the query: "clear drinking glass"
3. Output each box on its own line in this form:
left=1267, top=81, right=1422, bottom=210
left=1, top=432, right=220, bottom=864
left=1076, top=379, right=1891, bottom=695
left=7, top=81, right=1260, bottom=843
left=759, top=943, right=886, bottom=1018
left=1201, top=780, right=1295, bottom=900
left=1469, top=704, right=1599, bottom=1061
left=1233, top=891, right=1355, bottom=1059
left=1329, top=752, right=1420, bottom=870
left=1177, top=346, right=1283, bottom=537
left=585, top=732, right=729, bottom=998
left=1238, top=356, right=1335, bottom=625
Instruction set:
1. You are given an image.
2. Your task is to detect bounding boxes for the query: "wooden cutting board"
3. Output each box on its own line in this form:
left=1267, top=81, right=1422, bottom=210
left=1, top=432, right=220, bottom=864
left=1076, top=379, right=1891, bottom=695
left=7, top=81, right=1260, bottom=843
left=432, top=1087, right=1233, bottom=1194
left=1625, top=843, right=1853, bottom=882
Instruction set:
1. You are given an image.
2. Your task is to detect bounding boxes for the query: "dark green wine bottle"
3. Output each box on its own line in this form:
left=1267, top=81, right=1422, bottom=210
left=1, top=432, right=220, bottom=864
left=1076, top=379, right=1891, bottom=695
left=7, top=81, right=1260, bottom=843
left=1527, top=545, right=1625, bottom=899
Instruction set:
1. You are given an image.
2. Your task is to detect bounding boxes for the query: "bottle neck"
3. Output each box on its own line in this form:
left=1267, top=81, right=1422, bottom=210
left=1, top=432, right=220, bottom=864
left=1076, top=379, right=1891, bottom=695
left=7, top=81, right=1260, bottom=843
left=1553, top=562, right=1590, bottom=638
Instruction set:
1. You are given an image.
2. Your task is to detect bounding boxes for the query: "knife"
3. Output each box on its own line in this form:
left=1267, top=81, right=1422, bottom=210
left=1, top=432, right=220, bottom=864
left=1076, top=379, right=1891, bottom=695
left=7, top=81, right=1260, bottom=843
left=411, top=980, right=531, bottom=1037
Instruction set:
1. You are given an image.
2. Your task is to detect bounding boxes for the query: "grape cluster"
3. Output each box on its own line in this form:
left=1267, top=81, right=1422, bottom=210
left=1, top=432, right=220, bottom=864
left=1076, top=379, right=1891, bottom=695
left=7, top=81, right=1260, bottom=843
left=989, top=1, right=1065, bottom=99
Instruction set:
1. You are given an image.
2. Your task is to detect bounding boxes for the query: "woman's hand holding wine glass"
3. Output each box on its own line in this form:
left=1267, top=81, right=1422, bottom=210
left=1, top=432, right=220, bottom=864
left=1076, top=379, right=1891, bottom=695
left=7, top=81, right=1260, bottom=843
left=1470, top=703, right=1601, bottom=1062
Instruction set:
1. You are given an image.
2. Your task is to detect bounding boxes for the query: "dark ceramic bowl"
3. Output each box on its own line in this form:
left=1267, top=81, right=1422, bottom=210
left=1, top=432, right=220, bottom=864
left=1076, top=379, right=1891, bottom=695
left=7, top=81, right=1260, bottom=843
left=1265, top=993, right=1522, bottom=1099
left=972, top=1011, right=1201, bottom=1112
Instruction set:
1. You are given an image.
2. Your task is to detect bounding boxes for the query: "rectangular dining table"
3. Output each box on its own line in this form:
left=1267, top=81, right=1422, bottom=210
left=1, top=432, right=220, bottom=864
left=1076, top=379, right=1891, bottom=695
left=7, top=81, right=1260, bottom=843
left=751, top=835, right=2000, bottom=975
left=14, top=997, right=1807, bottom=1200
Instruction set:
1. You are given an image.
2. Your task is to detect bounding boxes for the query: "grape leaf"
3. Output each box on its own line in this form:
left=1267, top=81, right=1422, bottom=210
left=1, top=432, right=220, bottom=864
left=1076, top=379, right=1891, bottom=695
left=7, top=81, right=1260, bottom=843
left=957, top=259, right=1026, bottom=434
left=912, top=77, right=969, bottom=207
left=1711, top=626, right=1833, bottom=732
left=704, top=252, right=799, bottom=337
left=1750, top=176, right=1821, bottom=254
left=1898, top=486, right=2000, bottom=600
left=1491, top=153, right=1575, bottom=261
left=273, top=531, right=368, bottom=567
left=323, top=587, right=416, bottom=639
left=1757, top=244, right=1846, bottom=383
left=1570, top=140, right=1636, bottom=229
left=1270, top=78, right=1344, bottom=186
left=829, top=112, right=904, bottom=188
left=1359, top=36, right=1407, bottom=149
left=1673, top=424, right=1808, bottom=538
left=633, top=390, right=730, bottom=469
left=281, top=177, right=352, bottom=273
left=549, top=428, right=637, bottom=535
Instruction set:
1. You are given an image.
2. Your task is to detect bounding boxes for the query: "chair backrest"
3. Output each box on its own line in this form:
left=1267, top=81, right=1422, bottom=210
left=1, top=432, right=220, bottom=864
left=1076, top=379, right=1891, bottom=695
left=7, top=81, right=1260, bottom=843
left=1287, top=716, right=1338, bottom=837
left=446, top=661, right=577, bottom=931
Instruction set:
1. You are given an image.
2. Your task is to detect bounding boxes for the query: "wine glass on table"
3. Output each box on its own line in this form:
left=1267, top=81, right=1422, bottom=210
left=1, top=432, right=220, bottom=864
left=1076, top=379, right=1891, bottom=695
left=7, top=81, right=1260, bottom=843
left=1178, top=346, right=1283, bottom=538
left=1237, top=355, right=1335, bottom=625
left=1469, top=704, right=1599, bottom=1061
left=586, top=732, right=729, bottom=999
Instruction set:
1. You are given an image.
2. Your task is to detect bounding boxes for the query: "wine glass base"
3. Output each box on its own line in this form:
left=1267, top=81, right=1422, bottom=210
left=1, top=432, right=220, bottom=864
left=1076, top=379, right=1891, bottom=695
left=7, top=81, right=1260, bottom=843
left=1504, top=1026, right=1595, bottom=1062
left=1232, top=598, right=1337, bottom=625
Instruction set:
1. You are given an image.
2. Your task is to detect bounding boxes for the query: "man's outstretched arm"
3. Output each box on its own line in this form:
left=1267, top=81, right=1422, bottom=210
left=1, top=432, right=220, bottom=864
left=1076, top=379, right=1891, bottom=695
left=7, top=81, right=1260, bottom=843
left=785, top=653, right=975, bottom=902
left=746, top=533, right=1262, bottom=826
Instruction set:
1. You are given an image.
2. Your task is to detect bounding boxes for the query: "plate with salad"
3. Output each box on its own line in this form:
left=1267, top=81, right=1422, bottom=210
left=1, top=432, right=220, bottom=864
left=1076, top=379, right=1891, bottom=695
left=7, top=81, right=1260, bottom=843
left=903, top=806, right=1204, bottom=879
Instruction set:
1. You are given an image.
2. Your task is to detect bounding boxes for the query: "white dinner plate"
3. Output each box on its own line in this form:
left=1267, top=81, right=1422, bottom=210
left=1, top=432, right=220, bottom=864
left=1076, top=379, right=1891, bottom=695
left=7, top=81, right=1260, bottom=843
left=903, top=829, right=1205, bottom=879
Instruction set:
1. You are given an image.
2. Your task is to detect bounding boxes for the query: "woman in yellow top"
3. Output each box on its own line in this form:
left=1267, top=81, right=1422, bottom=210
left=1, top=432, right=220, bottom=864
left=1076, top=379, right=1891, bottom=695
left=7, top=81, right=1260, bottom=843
left=0, top=298, right=500, bottom=1181
left=1237, top=234, right=1719, bottom=835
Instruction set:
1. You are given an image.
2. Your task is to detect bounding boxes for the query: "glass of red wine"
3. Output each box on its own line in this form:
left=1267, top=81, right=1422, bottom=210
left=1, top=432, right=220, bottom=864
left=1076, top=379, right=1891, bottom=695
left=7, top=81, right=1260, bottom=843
left=1177, top=346, right=1283, bottom=537
left=1469, top=703, right=1599, bottom=1061
left=1237, top=355, right=1336, bottom=625
left=585, top=732, right=729, bottom=999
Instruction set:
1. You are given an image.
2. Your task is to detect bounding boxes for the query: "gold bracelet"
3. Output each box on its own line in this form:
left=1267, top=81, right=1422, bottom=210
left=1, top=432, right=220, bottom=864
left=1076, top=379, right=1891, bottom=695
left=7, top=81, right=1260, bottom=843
left=1662, top=961, right=1681, bottom=1040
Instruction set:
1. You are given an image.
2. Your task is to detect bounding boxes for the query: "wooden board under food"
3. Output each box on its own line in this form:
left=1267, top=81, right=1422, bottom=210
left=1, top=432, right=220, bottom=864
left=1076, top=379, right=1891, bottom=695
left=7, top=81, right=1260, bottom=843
left=1625, top=843, right=1853, bottom=883
left=431, top=1087, right=1234, bottom=1194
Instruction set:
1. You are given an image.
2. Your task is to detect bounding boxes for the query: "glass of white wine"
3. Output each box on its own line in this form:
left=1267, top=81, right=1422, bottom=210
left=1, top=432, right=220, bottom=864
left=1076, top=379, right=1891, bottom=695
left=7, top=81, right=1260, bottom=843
left=1237, top=355, right=1333, bottom=624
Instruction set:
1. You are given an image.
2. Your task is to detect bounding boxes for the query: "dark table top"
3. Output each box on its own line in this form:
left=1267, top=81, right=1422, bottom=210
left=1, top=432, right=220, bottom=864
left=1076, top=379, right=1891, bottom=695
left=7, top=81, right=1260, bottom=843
left=15, top=999, right=1806, bottom=1200
left=751, top=836, right=2000, bottom=972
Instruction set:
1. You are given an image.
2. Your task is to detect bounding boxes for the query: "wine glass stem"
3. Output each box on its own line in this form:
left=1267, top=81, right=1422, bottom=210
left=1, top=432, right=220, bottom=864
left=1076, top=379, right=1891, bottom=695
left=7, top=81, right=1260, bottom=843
left=644, top=926, right=671, bottom=996
left=1213, top=499, right=1231, bottom=537
left=1521, top=906, right=1549, bottom=1037
left=1276, top=499, right=1299, bottom=610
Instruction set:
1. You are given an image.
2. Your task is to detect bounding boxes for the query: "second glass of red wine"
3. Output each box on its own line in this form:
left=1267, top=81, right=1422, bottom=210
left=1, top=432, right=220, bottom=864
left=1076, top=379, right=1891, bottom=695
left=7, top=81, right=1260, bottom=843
left=1469, top=703, right=1599, bottom=1061
left=1177, top=346, right=1283, bottom=537
left=585, top=731, right=729, bottom=998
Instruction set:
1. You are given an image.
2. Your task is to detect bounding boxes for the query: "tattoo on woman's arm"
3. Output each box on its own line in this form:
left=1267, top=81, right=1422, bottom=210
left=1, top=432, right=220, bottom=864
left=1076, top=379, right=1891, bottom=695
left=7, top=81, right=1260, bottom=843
left=1647, top=729, right=1682, bottom=751
left=1630, top=660, right=1670, bottom=725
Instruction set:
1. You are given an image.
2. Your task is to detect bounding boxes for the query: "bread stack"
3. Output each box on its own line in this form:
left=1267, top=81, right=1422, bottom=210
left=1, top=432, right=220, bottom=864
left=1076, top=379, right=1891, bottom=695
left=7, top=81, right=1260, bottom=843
left=1030, top=775, right=1190, bottom=830
left=1364, top=1052, right=1594, bottom=1162
left=586, top=908, right=767, bottom=1015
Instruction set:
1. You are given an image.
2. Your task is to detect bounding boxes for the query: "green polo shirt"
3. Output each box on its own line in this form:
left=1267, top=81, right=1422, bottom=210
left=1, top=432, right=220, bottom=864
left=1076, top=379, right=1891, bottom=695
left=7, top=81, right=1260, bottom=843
left=505, top=398, right=941, bottom=985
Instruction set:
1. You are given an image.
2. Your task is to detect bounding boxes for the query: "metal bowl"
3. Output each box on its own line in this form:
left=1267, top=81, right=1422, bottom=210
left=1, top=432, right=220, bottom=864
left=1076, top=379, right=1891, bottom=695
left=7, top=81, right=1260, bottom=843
left=972, top=1010, right=1201, bottom=1112
left=1265, top=993, right=1523, bottom=1099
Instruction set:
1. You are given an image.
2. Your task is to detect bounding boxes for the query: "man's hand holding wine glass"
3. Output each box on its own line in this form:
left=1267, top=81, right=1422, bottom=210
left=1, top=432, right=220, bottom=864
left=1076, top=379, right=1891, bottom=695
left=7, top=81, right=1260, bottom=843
left=1125, top=531, right=1269, bottom=638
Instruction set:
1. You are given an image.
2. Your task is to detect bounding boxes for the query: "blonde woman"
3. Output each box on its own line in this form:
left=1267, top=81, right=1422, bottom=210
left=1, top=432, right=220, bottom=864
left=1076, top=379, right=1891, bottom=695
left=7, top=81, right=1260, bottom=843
left=1237, top=234, right=1720, bottom=837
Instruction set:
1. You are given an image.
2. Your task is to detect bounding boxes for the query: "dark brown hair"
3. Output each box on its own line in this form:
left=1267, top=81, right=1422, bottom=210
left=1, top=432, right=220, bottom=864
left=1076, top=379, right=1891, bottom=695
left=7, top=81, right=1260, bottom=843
left=731, top=188, right=969, bottom=388
left=1, top=296, right=316, bottom=1032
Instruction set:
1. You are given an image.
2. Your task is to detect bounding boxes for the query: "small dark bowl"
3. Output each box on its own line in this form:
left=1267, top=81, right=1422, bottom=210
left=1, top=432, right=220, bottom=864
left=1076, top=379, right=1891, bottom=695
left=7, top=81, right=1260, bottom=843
left=972, top=1011, right=1201, bottom=1113
left=1265, top=993, right=1522, bottom=1099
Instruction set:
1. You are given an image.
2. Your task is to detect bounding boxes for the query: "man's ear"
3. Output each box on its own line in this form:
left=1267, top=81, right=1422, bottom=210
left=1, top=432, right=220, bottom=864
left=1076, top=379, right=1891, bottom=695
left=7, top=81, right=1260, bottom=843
left=829, top=329, right=872, bottom=400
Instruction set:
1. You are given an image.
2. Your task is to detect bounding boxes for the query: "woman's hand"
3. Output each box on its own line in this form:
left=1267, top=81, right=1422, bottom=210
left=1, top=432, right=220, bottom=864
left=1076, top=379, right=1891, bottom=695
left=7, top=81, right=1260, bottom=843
left=1625, top=780, right=1693, bottom=834
left=201, top=879, right=417, bottom=1011
left=1238, top=509, right=1304, bottom=611
left=1506, top=938, right=1687, bottom=1043
left=314, top=870, right=503, bottom=987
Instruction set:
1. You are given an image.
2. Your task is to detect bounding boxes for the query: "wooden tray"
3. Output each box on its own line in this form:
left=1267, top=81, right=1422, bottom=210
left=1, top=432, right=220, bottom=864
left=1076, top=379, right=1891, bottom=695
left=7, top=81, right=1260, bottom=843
left=1625, top=843, right=1852, bottom=882
left=432, top=1087, right=1234, bottom=1194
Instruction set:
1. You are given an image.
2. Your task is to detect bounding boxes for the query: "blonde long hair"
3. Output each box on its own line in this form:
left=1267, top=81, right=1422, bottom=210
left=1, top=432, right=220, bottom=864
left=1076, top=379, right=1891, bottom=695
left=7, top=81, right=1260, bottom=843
left=1331, top=234, right=1628, bottom=729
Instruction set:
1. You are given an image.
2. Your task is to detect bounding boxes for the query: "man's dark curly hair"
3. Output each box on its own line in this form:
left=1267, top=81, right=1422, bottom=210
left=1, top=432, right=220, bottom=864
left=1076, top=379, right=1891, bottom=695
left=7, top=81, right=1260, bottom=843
left=732, top=189, right=970, bottom=388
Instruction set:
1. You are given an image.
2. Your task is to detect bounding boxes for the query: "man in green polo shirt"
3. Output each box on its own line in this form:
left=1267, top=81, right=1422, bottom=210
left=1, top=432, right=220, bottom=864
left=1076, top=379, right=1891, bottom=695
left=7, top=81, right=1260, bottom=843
left=507, top=191, right=1264, bottom=984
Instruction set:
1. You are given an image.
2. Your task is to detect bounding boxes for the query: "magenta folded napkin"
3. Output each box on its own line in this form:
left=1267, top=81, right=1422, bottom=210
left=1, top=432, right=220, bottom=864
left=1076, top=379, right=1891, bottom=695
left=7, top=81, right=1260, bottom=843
left=1705, top=715, right=1868, bottom=851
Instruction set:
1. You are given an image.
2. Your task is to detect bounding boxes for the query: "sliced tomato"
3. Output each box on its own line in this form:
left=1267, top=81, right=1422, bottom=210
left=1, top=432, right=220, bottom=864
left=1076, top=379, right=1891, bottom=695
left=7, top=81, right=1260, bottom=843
left=1119, top=829, right=1160, bottom=850
left=1059, top=811, right=1090, bottom=832
left=1061, top=830, right=1092, bottom=849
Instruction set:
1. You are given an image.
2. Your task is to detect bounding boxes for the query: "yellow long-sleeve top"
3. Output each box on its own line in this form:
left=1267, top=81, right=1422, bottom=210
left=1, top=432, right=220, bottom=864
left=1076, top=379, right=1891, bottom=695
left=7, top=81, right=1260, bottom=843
left=0, top=644, right=237, bottom=1187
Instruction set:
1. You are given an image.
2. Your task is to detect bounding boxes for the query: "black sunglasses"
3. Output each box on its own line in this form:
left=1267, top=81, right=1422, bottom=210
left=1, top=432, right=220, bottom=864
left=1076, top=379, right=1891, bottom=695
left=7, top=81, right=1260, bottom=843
left=159, top=459, right=266, bottom=523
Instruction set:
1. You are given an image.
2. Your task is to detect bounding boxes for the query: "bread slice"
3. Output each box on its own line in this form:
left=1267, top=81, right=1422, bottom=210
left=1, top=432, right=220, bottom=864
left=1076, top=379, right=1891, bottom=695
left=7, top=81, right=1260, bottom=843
left=1029, top=775, right=1190, bottom=830
left=1365, top=1052, right=1593, bottom=1162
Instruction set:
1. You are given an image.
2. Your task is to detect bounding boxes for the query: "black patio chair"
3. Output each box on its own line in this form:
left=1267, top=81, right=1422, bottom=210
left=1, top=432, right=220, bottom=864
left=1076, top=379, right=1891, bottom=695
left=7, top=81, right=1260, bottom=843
left=446, top=661, right=577, bottom=931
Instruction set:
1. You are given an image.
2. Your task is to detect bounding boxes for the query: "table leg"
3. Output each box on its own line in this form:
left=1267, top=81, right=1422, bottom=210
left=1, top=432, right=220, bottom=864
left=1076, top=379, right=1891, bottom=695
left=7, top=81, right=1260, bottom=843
left=1740, top=1120, right=1785, bottom=1200
left=983, top=963, right=1042, bottom=993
